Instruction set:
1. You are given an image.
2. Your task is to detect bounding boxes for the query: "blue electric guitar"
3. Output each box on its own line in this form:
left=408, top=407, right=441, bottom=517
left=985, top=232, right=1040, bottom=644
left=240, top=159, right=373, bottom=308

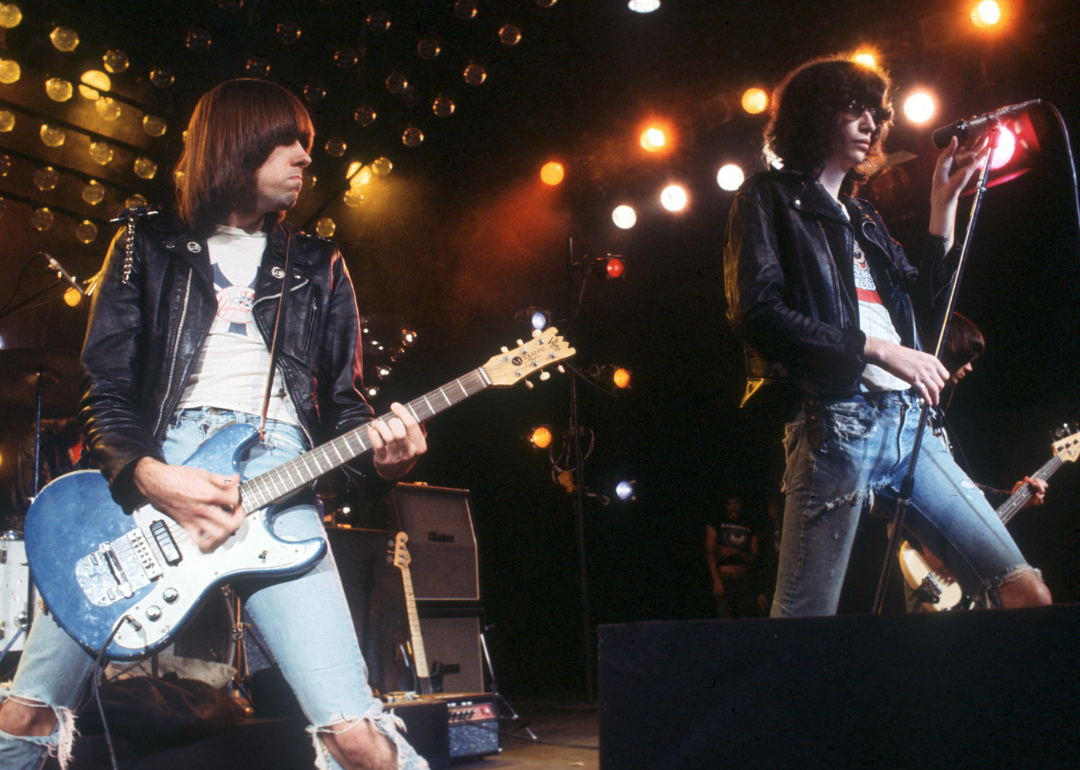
left=25, top=329, right=573, bottom=660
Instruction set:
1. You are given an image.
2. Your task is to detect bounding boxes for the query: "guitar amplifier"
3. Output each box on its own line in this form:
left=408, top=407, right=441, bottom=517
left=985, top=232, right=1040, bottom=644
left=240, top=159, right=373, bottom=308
left=442, top=693, right=501, bottom=761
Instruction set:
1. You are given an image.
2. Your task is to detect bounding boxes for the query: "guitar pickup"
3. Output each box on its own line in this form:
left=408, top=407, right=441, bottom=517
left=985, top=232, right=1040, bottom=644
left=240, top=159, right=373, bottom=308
left=149, top=520, right=182, bottom=566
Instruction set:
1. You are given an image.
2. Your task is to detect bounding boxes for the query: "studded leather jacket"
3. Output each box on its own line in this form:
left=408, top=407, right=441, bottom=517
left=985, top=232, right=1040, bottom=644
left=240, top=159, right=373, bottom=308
left=80, top=210, right=383, bottom=511
left=723, top=170, right=959, bottom=404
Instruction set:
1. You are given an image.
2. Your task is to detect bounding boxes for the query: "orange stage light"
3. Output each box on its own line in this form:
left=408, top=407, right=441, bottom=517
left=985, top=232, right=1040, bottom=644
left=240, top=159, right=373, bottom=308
left=540, top=161, right=565, bottom=185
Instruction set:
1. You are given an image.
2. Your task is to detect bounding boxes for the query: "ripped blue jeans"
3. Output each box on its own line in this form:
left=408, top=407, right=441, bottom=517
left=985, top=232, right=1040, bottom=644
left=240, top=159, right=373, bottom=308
left=1, top=408, right=427, bottom=770
left=772, top=390, right=1034, bottom=617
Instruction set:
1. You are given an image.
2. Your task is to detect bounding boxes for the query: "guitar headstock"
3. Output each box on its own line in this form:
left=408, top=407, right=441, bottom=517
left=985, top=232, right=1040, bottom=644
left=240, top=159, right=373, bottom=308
left=1053, top=424, right=1080, bottom=464
left=391, top=531, right=411, bottom=570
left=482, top=327, right=576, bottom=388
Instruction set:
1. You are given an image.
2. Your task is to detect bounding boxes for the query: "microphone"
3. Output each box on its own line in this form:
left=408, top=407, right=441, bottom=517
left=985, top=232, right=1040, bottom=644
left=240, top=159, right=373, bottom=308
left=40, top=252, right=87, bottom=297
left=931, top=99, right=1043, bottom=149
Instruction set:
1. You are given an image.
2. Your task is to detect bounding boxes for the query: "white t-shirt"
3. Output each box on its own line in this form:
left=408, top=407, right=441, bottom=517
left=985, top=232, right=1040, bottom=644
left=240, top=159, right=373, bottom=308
left=176, top=225, right=301, bottom=425
left=838, top=204, right=911, bottom=393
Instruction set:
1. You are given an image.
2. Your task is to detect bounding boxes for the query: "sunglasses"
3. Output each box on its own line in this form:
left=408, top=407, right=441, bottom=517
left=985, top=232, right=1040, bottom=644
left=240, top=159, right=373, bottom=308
left=841, top=99, right=893, bottom=125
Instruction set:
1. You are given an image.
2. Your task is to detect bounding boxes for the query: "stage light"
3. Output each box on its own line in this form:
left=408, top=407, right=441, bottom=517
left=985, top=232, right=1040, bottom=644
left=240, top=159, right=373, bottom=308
left=903, top=92, right=935, bottom=124
left=971, top=0, right=1002, bottom=28
left=143, top=115, right=167, bottom=137
left=529, top=425, right=553, bottom=449
left=89, top=141, right=113, bottom=164
left=96, top=98, right=121, bottom=121
left=433, top=95, right=455, bottom=117
left=499, top=25, right=522, bottom=45
left=366, top=386, right=380, bottom=398
left=316, top=218, right=336, bottom=238
left=354, top=105, right=377, bottom=126
left=401, top=328, right=418, bottom=347
left=403, top=126, right=424, bottom=147
left=640, top=127, right=666, bottom=152
left=612, top=368, right=631, bottom=389
left=628, top=0, right=660, bottom=12
left=79, top=70, right=111, bottom=100
left=541, top=161, right=565, bottom=185
left=0, top=110, right=12, bottom=132
left=150, top=67, right=174, bottom=89
left=50, top=27, right=79, bottom=53
left=64, top=286, right=83, bottom=307
left=0, top=59, right=19, bottom=84
left=31, top=208, right=54, bottom=231
left=0, top=4, right=21, bottom=28
left=660, top=184, right=688, bottom=212
left=75, top=221, right=98, bottom=244
left=125, top=194, right=147, bottom=209
left=989, top=125, right=1016, bottom=170
left=40, top=125, right=65, bottom=147
left=464, top=64, right=487, bottom=85
left=33, top=167, right=59, bottom=191
left=347, top=163, right=372, bottom=186
left=46, top=78, right=73, bottom=102
left=134, top=158, right=157, bottom=180
left=615, top=480, right=636, bottom=501
left=372, top=157, right=393, bottom=175
left=612, top=205, right=637, bottom=229
left=852, top=51, right=877, bottom=69
left=377, top=365, right=392, bottom=380
left=103, top=50, right=129, bottom=73
left=531, top=310, right=550, bottom=330
left=82, top=180, right=105, bottom=205
left=741, top=88, right=769, bottom=115
left=716, top=164, right=744, bottom=191
left=606, top=256, right=625, bottom=278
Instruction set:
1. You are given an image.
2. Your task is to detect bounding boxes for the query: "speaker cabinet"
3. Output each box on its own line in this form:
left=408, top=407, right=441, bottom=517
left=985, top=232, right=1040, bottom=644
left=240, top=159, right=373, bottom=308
left=599, top=606, right=1080, bottom=770
left=416, top=610, right=486, bottom=695
left=390, top=484, right=479, bottom=602
left=325, top=528, right=409, bottom=696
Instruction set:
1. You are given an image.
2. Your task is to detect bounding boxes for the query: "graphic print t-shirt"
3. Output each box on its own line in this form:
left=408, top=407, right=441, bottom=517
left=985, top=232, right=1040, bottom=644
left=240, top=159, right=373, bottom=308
left=176, top=226, right=300, bottom=425
left=839, top=205, right=910, bottom=393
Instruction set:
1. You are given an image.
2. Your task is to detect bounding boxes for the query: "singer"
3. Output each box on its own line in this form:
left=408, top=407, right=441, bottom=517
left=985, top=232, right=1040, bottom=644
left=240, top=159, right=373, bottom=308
left=723, top=55, right=1052, bottom=616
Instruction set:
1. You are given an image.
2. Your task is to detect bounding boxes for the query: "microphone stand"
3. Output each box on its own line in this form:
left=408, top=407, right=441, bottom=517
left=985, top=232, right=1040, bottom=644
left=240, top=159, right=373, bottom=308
left=871, top=129, right=1000, bottom=614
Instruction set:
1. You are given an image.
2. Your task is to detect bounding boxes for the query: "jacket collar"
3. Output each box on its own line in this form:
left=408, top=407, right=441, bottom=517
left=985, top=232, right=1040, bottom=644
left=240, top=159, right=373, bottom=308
left=791, top=176, right=853, bottom=224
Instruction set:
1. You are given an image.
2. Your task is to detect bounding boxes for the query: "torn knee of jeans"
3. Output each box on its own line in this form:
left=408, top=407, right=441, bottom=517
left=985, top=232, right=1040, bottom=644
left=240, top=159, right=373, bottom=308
left=976, top=565, right=1041, bottom=608
left=0, top=688, right=78, bottom=770
left=308, top=703, right=404, bottom=770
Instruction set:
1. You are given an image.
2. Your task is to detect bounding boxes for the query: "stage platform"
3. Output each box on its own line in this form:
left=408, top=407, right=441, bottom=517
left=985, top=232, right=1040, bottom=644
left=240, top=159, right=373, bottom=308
left=31, top=699, right=598, bottom=770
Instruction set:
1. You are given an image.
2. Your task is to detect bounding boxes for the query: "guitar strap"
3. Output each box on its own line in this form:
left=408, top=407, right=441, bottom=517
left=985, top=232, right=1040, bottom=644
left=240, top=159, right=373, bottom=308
left=258, top=224, right=294, bottom=443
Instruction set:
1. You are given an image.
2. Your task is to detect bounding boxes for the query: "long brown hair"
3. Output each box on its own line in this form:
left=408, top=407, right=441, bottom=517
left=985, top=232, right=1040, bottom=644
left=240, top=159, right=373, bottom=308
left=764, top=56, right=892, bottom=193
left=175, top=79, right=313, bottom=232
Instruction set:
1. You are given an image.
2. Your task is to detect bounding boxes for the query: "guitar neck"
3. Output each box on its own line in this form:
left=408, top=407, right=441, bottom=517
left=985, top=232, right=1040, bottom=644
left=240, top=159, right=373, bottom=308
left=240, top=367, right=491, bottom=511
left=996, top=455, right=1062, bottom=525
left=399, top=566, right=431, bottom=683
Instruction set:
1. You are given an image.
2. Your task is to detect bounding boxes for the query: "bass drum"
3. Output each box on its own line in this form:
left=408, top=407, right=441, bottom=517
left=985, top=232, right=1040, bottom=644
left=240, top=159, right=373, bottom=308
left=0, top=531, right=30, bottom=654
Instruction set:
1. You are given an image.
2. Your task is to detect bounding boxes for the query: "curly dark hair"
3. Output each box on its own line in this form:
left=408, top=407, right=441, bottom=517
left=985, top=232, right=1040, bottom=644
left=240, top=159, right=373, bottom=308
left=764, top=56, right=893, bottom=192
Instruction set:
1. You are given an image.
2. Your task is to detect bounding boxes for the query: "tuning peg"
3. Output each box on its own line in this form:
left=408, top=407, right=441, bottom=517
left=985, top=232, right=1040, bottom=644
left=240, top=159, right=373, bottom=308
left=501, top=346, right=509, bottom=353
left=525, top=380, right=534, bottom=389
left=540, top=371, right=550, bottom=381
left=557, top=365, right=565, bottom=374
left=532, top=328, right=542, bottom=338
left=516, top=339, right=525, bottom=347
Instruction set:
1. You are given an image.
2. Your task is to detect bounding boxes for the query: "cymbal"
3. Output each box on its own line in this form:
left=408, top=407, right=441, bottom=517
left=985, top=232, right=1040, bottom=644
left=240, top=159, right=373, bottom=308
left=0, top=348, right=81, bottom=416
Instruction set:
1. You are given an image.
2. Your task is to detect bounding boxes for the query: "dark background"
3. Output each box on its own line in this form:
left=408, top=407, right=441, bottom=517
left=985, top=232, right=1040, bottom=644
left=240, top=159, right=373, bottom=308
left=1, top=0, right=1079, bottom=699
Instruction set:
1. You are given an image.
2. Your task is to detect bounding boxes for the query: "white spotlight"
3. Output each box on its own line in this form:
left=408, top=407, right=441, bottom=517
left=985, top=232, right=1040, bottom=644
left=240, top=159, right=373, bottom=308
left=612, top=205, right=637, bottom=229
left=660, top=184, right=687, bottom=212
left=716, top=164, right=745, bottom=191
left=628, top=0, right=660, bottom=12
left=903, top=92, right=936, bottom=125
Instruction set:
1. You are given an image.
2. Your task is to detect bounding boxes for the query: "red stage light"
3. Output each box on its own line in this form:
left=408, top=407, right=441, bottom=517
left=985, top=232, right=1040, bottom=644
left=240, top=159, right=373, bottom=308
left=606, top=257, right=625, bottom=278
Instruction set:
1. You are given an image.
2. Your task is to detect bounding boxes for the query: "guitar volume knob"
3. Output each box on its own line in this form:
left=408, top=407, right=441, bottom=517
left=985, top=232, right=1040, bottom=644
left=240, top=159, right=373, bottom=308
left=146, top=605, right=162, bottom=621
left=162, top=588, right=179, bottom=603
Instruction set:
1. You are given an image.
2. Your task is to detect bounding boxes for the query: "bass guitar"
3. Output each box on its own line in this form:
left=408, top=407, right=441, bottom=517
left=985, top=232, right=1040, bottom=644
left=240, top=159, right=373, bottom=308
left=390, top=532, right=442, bottom=695
left=898, top=424, right=1080, bottom=611
left=25, top=329, right=574, bottom=659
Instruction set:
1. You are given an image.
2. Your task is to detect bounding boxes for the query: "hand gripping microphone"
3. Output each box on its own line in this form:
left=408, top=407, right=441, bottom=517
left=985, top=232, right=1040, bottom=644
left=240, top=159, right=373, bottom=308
left=931, top=99, right=1043, bottom=149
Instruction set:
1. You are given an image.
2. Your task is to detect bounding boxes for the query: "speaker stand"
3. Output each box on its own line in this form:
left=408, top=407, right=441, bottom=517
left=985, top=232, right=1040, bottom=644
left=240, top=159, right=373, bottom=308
left=479, top=625, right=536, bottom=740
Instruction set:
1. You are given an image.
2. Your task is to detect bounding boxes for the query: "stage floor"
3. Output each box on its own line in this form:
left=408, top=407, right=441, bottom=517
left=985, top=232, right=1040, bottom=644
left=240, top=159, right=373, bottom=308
left=29, top=696, right=598, bottom=770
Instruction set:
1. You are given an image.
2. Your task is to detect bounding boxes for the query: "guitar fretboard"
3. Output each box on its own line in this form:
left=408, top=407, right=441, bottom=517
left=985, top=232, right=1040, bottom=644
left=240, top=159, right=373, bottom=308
left=239, top=368, right=491, bottom=511
left=997, top=454, right=1061, bottom=525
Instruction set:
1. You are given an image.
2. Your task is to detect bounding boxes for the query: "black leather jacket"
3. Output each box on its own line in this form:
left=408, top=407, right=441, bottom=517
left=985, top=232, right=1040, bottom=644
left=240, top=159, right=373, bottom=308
left=724, top=170, right=958, bottom=403
left=80, top=211, right=383, bottom=510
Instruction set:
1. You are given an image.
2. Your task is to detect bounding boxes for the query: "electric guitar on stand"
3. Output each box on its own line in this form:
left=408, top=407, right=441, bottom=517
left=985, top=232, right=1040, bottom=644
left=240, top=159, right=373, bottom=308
left=391, top=532, right=442, bottom=695
left=24, top=329, right=574, bottom=660
left=899, top=424, right=1080, bottom=611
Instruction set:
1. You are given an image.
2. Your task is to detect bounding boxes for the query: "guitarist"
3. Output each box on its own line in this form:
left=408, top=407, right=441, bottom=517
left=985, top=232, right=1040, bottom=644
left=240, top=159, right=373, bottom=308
left=900, top=312, right=1047, bottom=610
left=723, top=55, right=1052, bottom=617
left=0, top=80, right=429, bottom=770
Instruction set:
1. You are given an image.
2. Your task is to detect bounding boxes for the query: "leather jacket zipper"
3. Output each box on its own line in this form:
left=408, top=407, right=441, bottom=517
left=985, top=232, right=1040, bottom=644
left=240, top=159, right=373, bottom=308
left=302, top=287, right=321, bottom=352
left=818, top=221, right=850, bottom=328
left=152, top=268, right=193, bottom=439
